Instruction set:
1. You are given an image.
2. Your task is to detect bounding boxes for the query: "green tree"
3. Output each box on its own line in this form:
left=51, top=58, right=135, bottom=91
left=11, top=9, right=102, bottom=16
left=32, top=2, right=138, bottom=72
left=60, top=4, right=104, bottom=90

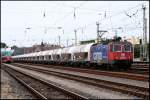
left=134, top=43, right=149, bottom=59
left=134, top=44, right=140, bottom=58
left=1, top=42, right=8, bottom=48
left=11, top=45, right=18, bottom=49
left=80, top=39, right=95, bottom=44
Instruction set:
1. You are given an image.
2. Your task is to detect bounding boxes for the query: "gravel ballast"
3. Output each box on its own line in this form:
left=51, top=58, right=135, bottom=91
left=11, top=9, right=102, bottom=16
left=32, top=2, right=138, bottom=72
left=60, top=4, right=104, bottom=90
left=14, top=63, right=149, bottom=88
left=1, top=68, right=37, bottom=99
left=4, top=64, right=141, bottom=99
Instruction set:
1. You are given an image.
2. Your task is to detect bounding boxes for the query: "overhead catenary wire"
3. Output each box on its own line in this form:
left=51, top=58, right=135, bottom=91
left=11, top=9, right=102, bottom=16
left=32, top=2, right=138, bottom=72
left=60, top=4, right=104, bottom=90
left=75, top=3, right=145, bottom=31
left=7, top=2, right=148, bottom=47
left=75, top=3, right=146, bottom=42
left=78, top=5, right=146, bottom=40
left=39, top=2, right=146, bottom=36
left=52, top=1, right=86, bottom=26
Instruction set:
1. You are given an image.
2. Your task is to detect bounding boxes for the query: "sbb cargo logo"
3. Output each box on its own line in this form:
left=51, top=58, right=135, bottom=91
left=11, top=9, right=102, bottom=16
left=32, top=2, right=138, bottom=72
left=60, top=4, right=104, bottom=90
left=93, top=52, right=102, bottom=61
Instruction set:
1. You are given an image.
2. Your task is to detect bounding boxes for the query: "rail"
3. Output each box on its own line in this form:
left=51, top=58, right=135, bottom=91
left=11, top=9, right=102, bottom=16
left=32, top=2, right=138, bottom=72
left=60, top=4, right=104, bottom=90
left=2, top=64, right=88, bottom=99
left=5, top=63, right=149, bottom=99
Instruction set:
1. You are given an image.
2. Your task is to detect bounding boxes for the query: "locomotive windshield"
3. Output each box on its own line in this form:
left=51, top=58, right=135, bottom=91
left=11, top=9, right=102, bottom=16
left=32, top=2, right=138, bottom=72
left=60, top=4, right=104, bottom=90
left=113, top=44, right=121, bottom=52
left=124, top=44, right=132, bottom=52
left=110, top=43, right=132, bottom=52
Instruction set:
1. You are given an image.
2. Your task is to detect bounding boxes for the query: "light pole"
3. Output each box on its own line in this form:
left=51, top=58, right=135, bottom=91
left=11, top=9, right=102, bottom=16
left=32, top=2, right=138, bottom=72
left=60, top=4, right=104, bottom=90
left=12, top=40, right=16, bottom=46
left=57, top=27, right=63, bottom=46
left=25, top=27, right=32, bottom=45
left=39, top=26, right=64, bottom=46
left=142, top=5, right=148, bottom=61
left=74, top=29, right=77, bottom=45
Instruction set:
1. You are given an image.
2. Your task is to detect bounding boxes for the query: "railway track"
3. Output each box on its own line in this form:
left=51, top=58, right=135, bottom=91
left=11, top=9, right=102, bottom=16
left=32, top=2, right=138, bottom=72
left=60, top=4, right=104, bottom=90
left=132, top=63, right=149, bottom=66
left=14, top=62, right=149, bottom=82
left=14, top=61, right=149, bottom=75
left=128, top=67, right=149, bottom=75
left=131, top=65, right=149, bottom=69
left=126, top=69, right=149, bottom=75
left=133, top=61, right=149, bottom=64
left=129, top=63, right=149, bottom=75
left=4, top=63, right=149, bottom=99
left=132, top=63, right=149, bottom=68
left=1, top=64, right=88, bottom=99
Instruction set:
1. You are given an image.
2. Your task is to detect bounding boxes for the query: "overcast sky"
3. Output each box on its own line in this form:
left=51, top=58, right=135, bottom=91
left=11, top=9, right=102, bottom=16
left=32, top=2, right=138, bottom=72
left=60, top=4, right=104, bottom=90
left=1, top=1, right=149, bottom=47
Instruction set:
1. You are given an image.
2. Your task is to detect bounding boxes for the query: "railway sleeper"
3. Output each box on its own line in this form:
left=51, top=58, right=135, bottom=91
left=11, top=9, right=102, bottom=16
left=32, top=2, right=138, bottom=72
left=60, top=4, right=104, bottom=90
left=9, top=63, right=149, bottom=99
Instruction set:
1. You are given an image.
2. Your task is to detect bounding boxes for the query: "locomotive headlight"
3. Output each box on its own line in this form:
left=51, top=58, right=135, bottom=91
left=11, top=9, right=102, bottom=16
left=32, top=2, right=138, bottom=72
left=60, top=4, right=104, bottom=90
left=119, top=53, right=126, bottom=59
left=121, top=53, right=125, bottom=57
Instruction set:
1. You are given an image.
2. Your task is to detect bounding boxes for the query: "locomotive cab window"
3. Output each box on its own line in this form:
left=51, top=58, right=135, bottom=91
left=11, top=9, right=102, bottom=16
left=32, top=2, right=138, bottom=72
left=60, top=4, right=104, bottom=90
left=113, top=44, right=121, bottom=52
left=124, top=44, right=131, bottom=52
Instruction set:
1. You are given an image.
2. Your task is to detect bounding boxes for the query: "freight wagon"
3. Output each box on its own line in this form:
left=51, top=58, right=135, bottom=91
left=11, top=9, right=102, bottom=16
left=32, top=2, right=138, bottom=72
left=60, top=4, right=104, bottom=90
left=12, top=41, right=133, bottom=70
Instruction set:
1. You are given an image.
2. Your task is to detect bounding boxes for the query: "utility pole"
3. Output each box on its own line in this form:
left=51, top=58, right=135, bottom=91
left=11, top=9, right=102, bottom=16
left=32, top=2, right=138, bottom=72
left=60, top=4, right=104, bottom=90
left=115, top=30, right=117, bottom=37
left=66, top=39, right=69, bottom=47
left=96, top=22, right=107, bottom=43
left=96, top=22, right=100, bottom=43
left=25, top=27, right=31, bottom=43
left=74, top=29, right=77, bottom=45
left=58, top=35, right=60, bottom=46
left=57, top=27, right=62, bottom=46
left=141, top=5, right=148, bottom=61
